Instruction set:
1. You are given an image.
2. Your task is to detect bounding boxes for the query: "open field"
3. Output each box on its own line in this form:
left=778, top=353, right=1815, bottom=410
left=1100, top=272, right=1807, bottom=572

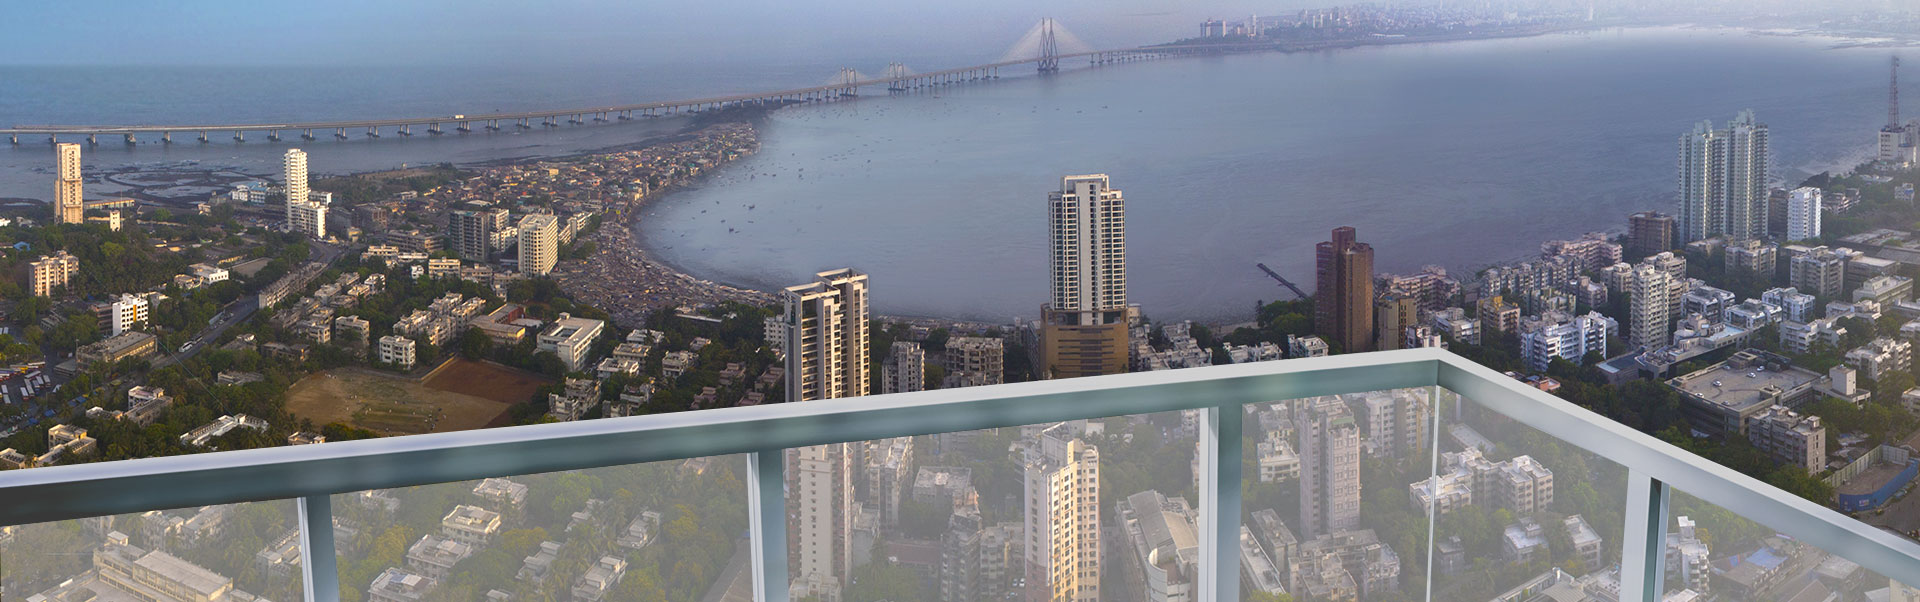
left=421, top=358, right=551, bottom=403
left=286, top=361, right=549, bottom=436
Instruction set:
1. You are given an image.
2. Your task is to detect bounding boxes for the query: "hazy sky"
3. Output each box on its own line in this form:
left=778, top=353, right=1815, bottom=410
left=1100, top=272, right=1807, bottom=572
left=3, top=0, right=1323, bottom=67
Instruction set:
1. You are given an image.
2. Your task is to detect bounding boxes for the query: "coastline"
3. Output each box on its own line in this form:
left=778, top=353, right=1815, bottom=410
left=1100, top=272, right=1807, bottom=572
left=611, top=21, right=1892, bottom=329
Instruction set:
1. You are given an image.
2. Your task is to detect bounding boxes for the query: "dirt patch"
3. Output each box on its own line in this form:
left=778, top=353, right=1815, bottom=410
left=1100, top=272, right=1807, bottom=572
left=285, top=365, right=537, bottom=436
left=421, top=358, right=552, bottom=404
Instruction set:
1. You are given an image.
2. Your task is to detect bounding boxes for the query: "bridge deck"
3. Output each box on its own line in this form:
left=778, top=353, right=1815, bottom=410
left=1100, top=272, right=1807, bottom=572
left=3, top=43, right=1272, bottom=136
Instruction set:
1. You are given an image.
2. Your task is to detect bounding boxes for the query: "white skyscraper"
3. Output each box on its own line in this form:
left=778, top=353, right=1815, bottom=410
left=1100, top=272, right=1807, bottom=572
left=1042, top=174, right=1131, bottom=379
left=282, top=149, right=329, bottom=239
left=517, top=214, right=560, bottom=276
left=1677, top=122, right=1725, bottom=244
left=781, top=269, right=870, bottom=601
left=1048, top=174, right=1126, bottom=317
left=1677, top=111, right=1769, bottom=242
left=55, top=143, right=84, bottom=224
left=1787, top=187, right=1822, bottom=242
left=283, top=149, right=309, bottom=207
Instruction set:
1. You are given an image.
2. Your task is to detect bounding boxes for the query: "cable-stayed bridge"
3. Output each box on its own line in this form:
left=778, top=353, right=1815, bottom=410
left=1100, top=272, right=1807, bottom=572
left=5, top=19, right=1275, bottom=146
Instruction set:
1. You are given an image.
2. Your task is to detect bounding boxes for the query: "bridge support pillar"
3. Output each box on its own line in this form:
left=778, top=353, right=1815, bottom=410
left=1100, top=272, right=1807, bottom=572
left=10, top=134, right=18, bottom=145
left=48, top=135, right=57, bottom=144
left=457, top=122, right=471, bottom=133
left=199, top=131, right=209, bottom=143
left=124, top=133, right=136, bottom=145
left=398, top=125, right=411, bottom=136
left=302, top=129, right=315, bottom=140
left=366, top=127, right=379, bottom=138
left=87, top=134, right=97, bottom=145
left=335, top=128, right=348, bottom=139
left=429, top=123, right=442, bottom=135
left=269, top=130, right=281, bottom=141
left=234, top=131, right=244, bottom=142
left=162, top=132, right=172, bottom=144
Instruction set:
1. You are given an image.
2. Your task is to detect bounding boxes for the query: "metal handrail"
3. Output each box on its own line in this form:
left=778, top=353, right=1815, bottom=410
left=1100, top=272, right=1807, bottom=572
left=0, top=348, right=1915, bottom=601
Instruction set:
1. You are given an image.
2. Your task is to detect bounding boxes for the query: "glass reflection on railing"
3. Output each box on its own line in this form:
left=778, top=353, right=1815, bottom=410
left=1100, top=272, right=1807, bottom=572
left=329, top=455, right=747, bottom=602
left=1, top=500, right=305, bottom=601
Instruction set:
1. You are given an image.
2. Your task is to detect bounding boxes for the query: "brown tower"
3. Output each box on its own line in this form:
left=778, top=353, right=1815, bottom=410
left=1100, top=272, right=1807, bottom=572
left=1315, top=227, right=1375, bottom=353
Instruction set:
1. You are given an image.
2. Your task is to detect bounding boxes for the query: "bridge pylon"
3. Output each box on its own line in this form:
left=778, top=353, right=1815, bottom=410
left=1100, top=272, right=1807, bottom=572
left=1038, top=18, right=1060, bottom=74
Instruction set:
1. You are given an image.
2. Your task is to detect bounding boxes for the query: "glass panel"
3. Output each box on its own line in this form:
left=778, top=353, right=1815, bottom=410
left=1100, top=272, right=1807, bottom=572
left=331, top=455, right=747, bottom=602
left=789, top=412, right=1196, bottom=602
left=1428, top=387, right=1629, bottom=602
left=1667, top=487, right=1918, bottom=602
left=0, top=500, right=304, bottom=601
left=1237, top=387, right=1439, bottom=601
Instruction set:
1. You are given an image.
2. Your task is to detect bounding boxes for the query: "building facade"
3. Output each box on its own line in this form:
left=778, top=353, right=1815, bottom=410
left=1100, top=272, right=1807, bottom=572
left=1042, top=175, right=1130, bottom=378
left=55, top=143, right=85, bottom=224
left=1787, top=187, right=1822, bottom=241
left=517, top=214, right=560, bottom=276
left=1315, top=227, right=1375, bottom=353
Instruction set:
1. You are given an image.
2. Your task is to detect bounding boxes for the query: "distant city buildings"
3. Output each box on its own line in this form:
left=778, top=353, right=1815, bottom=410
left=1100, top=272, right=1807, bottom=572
left=1041, top=175, right=1131, bottom=378
left=1315, top=227, right=1375, bottom=353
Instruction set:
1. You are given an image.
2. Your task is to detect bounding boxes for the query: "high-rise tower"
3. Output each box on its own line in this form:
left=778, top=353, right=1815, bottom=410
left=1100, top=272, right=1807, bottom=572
left=54, top=143, right=84, bottom=224
left=1314, top=227, right=1375, bottom=353
left=1041, top=175, right=1130, bottom=378
left=1297, top=396, right=1361, bottom=539
left=283, top=149, right=309, bottom=207
left=1677, top=111, right=1768, bottom=242
left=781, top=269, right=870, bottom=601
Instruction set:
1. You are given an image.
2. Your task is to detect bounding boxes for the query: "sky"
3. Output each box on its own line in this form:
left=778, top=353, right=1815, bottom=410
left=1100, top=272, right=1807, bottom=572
left=2, top=0, right=1319, bottom=67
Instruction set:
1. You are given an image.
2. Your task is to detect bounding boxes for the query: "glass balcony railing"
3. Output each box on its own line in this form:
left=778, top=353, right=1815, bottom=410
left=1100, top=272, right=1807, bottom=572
left=2, top=347, right=1918, bottom=602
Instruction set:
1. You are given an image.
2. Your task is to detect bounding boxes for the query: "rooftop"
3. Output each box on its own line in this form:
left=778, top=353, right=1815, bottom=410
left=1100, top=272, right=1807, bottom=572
left=1668, top=351, right=1822, bottom=413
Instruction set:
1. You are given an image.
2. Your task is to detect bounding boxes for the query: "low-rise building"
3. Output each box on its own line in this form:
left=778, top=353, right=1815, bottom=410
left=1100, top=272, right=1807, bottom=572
left=369, top=567, right=438, bottom=602
left=1114, top=490, right=1199, bottom=602
left=378, top=335, right=417, bottom=371
left=1668, top=350, right=1829, bottom=437
left=1501, top=521, right=1548, bottom=565
left=405, top=535, right=474, bottom=579
left=1854, top=275, right=1915, bottom=308
left=1747, top=405, right=1827, bottom=473
left=441, top=505, right=502, bottom=545
left=77, top=331, right=157, bottom=367
left=537, top=313, right=604, bottom=372
left=548, top=377, right=602, bottom=422
left=179, top=414, right=268, bottom=448
left=473, top=477, right=527, bottom=508
left=1846, top=337, right=1913, bottom=382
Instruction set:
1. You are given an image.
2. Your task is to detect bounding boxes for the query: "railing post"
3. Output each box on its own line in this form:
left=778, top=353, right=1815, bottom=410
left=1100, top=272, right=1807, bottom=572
left=297, top=494, right=340, bottom=602
left=1620, top=470, right=1670, bottom=602
left=748, top=450, right=790, bottom=602
left=1198, top=404, right=1244, bottom=602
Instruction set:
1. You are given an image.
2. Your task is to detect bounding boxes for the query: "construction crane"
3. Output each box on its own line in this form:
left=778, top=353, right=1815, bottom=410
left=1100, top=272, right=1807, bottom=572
left=1256, top=263, right=1309, bottom=300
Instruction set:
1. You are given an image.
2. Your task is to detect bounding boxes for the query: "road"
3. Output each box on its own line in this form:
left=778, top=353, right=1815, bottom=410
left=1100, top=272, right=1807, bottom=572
left=155, top=241, right=345, bottom=369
